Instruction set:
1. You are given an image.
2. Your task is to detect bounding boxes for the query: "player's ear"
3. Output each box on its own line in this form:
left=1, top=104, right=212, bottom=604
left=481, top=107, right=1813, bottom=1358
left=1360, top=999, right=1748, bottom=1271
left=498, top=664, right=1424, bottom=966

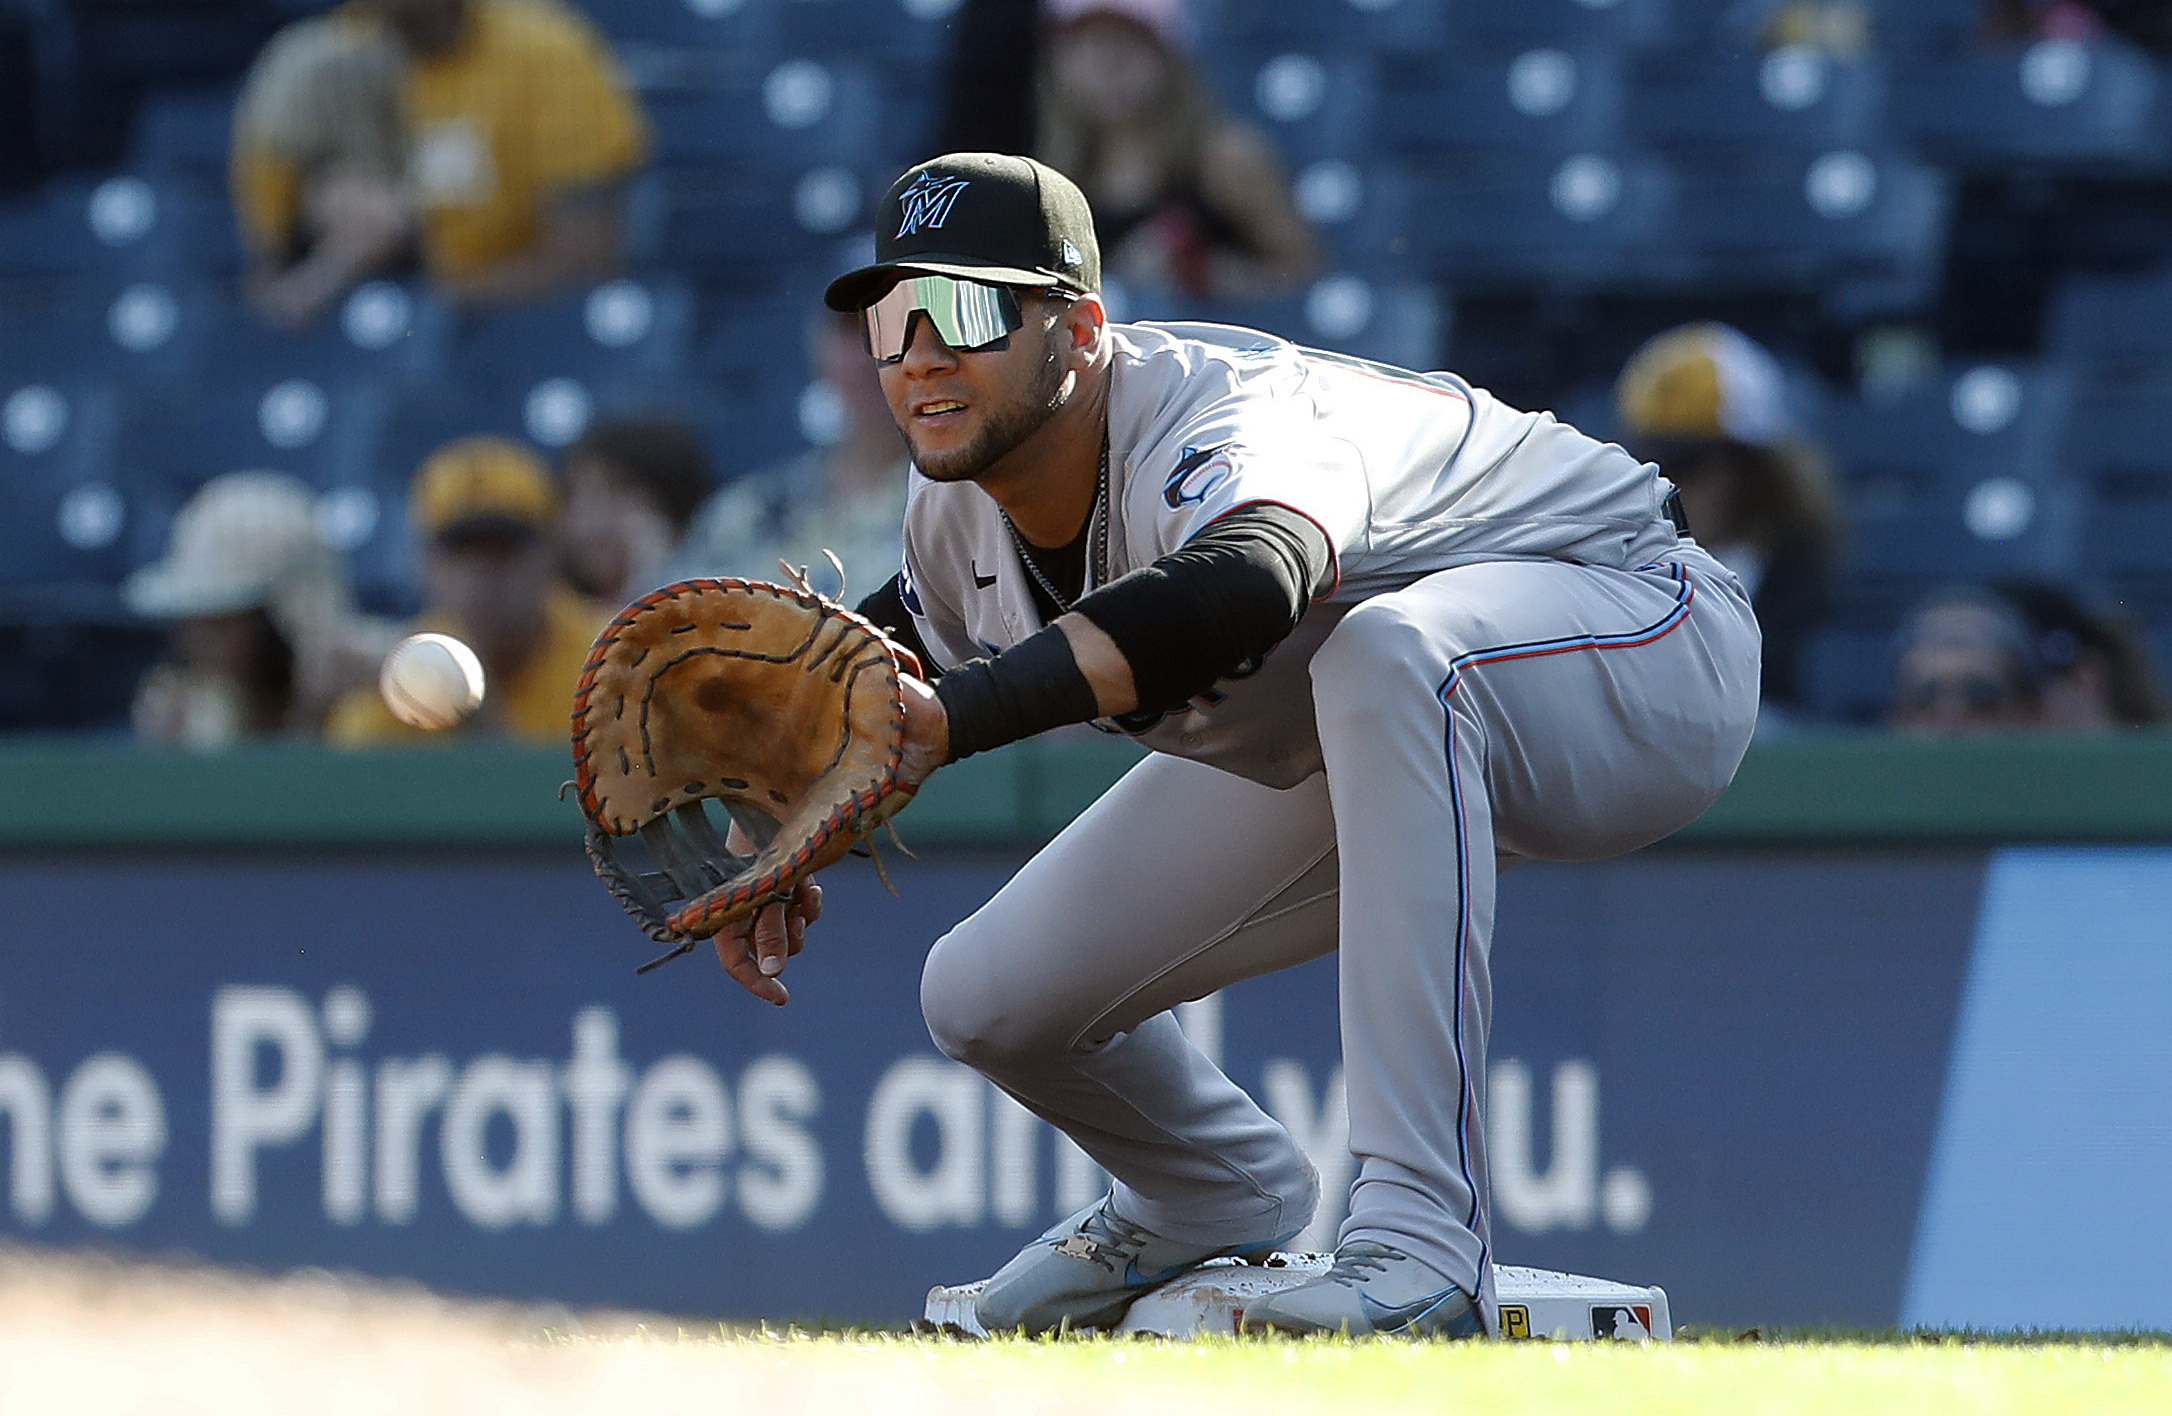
left=1061, top=293, right=1107, bottom=364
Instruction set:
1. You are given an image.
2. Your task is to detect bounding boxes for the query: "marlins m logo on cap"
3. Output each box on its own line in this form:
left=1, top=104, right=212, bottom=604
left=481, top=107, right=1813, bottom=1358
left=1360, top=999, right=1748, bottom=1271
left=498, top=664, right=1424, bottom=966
left=896, top=172, right=971, bottom=237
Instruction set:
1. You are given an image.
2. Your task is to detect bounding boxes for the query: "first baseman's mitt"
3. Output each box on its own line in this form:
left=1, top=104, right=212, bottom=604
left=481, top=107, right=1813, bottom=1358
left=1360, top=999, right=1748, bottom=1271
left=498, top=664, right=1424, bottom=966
left=570, top=577, right=919, bottom=971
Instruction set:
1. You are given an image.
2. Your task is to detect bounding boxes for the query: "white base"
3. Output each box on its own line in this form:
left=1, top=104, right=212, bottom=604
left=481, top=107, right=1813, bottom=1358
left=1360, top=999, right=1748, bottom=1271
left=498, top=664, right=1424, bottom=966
left=922, top=1255, right=1671, bottom=1340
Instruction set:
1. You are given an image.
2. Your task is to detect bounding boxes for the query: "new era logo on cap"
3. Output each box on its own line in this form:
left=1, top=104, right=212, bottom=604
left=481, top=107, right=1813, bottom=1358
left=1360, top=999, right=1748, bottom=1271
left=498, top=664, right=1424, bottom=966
left=896, top=172, right=971, bottom=237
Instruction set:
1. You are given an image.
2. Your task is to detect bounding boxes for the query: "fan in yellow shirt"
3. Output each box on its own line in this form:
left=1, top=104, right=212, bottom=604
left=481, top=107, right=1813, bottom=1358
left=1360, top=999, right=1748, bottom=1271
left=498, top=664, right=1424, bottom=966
left=231, top=0, right=650, bottom=326
left=329, top=437, right=607, bottom=745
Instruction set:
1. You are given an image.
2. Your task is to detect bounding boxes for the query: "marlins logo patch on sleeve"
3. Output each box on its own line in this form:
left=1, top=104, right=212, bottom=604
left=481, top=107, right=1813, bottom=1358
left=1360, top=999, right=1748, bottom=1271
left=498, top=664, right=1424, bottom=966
left=1163, top=443, right=1238, bottom=508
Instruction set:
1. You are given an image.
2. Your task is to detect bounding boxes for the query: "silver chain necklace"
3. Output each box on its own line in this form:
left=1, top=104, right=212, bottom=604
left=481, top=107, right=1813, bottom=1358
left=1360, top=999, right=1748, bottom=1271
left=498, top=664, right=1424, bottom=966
left=999, top=434, right=1110, bottom=616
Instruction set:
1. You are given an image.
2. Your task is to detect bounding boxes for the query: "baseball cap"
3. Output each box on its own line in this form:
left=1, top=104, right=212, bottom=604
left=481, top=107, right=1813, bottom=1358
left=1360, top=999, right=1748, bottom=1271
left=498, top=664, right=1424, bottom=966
left=824, top=153, right=1101, bottom=313
left=410, top=436, right=557, bottom=542
left=1616, top=322, right=1794, bottom=448
left=125, top=470, right=329, bottom=620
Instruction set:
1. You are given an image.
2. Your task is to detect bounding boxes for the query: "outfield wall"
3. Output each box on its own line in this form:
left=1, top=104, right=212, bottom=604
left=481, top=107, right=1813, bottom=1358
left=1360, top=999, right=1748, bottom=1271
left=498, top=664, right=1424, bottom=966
left=0, top=736, right=2165, bottom=1331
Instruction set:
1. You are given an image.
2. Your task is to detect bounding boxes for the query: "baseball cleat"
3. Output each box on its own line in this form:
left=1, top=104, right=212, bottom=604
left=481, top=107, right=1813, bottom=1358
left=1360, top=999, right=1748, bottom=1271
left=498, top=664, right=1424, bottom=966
left=1238, top=1241, right=1483, bottom=1338
left=975, top=1194, right=1299, bottom=1335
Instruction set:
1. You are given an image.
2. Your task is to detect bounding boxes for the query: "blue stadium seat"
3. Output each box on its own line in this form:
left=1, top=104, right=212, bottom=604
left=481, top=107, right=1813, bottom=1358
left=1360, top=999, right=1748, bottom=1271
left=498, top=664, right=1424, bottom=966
left=1204, top=50, right=1376, bottom=168
left=582, top=0, right=778, bottom=49
left=692, top=288, right=828, bottom=479
left=0, top=174, right=236, bottom=277
left=0, top=382, right=132, bottom=587
left=447, top=276, right=692, bottom=394
left=2046, top=266, right=2172, bottom=368
left=1798, top=620, right=1898, bottom=725
left=109, top=381, right=374, bottom=571
left=0, top=278, right=210, bottom=388
left=1822, top=362, right=2081, bottom=586
left=1376, top=48, right=1625, bottom=159
left=1889, top=37, right=2170, bottom=169
left=2060, top=376, right=2172, bottom=591
left=643, top=59, right=879, bottom=169
left=1664, top=149, right=1949, bottom=301
left=774, top=0, right=959, bottom=64
left=1445, top=0, right=1670, bottom=51
left=1139, top=276, right=1446, bottom=376
left=1195, top=0, right=1447, bottom=54
left=202, top=281, right=451, bottom=388
left=1389, top=151, right=1677, bottom=287
left=129, top=86, right=239, bottom=185
left=626, top=164, right=861, bottom=272
left=1867, top=0, right=1986, bottom=56
left=1628, top=48, right=1885, bottom=155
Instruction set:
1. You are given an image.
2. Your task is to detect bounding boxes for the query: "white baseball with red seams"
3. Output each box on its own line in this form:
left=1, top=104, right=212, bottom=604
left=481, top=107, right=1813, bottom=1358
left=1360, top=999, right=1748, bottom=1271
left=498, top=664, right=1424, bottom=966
left=379, top=633, right=486, bottom=731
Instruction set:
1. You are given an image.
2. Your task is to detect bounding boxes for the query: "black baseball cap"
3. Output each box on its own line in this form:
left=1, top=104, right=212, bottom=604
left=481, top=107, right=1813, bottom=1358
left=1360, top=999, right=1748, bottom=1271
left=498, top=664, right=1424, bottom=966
left=824, top=153, right=1101, bottom=313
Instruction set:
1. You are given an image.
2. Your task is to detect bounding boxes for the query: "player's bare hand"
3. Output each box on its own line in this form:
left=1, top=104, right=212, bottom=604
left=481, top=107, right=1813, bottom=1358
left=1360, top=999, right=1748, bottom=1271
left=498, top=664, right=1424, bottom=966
left=899, top=673, right=948, bottom=787
left=713, top=879, right=822, bottom=1006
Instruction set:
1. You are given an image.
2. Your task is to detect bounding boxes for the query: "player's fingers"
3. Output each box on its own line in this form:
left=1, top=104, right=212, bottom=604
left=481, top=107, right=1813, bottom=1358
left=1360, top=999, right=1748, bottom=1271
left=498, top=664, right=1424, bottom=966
left=753, top=901, right=792, bottom=978
left=714, top=926, right=789, bottom=1006
left=798, top=879, right=824, bottom=924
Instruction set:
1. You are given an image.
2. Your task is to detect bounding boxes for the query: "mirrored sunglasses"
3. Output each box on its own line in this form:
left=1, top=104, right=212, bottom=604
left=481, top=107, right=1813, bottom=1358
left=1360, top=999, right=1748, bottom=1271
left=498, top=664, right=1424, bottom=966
left=863, top=275, right=1042, bottom=364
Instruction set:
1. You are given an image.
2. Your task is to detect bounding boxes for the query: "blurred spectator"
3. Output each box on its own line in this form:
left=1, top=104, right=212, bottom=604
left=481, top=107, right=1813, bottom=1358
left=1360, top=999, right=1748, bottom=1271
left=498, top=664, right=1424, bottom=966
left=1888, top=583, right=2168, bottom=733
left=231, top=0, right=651, bottom=328
left=667, top=309, right=912, bottom=595
left=935, top=0, right=1318, bottom=302
left=124, top=472, right=395, bottom=750
left=559, top=415, right=714, bottom=606
left=1985, top=1, right=2172, bottom=52
left=1617, top=323, right=1838, bottom=710
left=327, top=437, right=604, bottom=743
left=1757, top=0, right=1872, bottom=55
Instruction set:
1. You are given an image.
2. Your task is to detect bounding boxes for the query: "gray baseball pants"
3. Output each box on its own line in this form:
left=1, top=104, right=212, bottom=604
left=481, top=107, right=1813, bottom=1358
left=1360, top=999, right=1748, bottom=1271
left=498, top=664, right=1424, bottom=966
left=920, top=551, right=1761, bottom=1319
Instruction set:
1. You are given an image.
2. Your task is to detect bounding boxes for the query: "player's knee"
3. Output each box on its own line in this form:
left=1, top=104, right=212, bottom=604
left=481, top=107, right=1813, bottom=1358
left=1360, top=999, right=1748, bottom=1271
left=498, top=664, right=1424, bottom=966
left=919, top=924, right=1066, bottom=1072
left=1311, top=598, right=1438, bottom=707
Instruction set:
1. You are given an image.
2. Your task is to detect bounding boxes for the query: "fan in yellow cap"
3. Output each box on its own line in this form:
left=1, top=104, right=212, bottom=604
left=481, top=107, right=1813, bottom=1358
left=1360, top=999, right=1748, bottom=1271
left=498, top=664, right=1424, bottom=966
left=328, top=435, right=606, bottom=745
left=1615, top=323, right=1838, bottom=711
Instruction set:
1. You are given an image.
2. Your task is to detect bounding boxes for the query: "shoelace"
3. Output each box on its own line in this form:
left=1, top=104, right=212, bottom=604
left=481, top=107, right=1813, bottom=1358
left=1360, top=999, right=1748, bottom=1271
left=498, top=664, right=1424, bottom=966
left=1320, top=1242, right=1399, bottom=1289
left=1051, top=1203, right=1156, bottom=1274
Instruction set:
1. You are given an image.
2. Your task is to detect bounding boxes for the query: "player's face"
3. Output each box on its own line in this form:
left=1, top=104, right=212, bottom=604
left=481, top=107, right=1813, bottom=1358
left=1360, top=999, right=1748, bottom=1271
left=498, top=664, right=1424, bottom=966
left=875, top=292, right=1075, bottom=484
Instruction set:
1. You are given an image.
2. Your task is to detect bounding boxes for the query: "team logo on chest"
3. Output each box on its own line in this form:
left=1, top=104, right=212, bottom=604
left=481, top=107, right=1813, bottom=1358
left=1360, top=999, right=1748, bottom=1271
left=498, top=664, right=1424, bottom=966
left=896, top=173, right=972, bottom=237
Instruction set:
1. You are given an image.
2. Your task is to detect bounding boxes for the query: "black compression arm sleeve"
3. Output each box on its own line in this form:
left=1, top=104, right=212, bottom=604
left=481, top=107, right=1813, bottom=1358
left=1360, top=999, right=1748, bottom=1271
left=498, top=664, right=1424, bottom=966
left=855, top=573, right=939, bottom=680
left=1072, top=505, right=1334, bottom=714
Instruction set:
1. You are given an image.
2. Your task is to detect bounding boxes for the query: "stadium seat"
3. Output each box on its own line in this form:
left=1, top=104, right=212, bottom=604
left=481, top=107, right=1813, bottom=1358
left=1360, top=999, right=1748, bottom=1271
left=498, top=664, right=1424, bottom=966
left=692, top=288, right=828, bottom=479
left=1375, top=48, right=1626, bottom=160
left=627, top=165, right=860, bottom=273
left=0, top=382, right=132, bottom=587
left=584, top=0, right=778, bottom=50
left=1444, top=0, right=1670, bottom=51
left=201, top=281, right=450, bottom=389
left=643, top=59, right=879, bottom=170
left=774, top=0, right=960, bottom=65
left=0, top=173, right=235, bottom=277
left=129, top=86, right=239, bottom=185
left=1389, top=151, right=1677, bottom=288
left=1628, top=48, right=1885, bottom=156
left=1140, top=276, right=1446, bottom=377
left=1889, top=37, right=2170, bottom=170
left=0, top=278, right=210, bottom=388
left=1205, top=50, right=1376, bottom=169
left=2060, top=375, right=2172, bottom=593
left=2045, top=266, right=2172, bottom=369
left=1822, top=361, right=2081, bottom=586
left=1867, top=0, right=1987, bottom=57
left=1664, top=149, right=1949, bottom=301
left=447, top=276, right=693, bottom=395
left=1797, top=620, right=1898, bottom=725
left=1194, top=0, right=1447, bottom=55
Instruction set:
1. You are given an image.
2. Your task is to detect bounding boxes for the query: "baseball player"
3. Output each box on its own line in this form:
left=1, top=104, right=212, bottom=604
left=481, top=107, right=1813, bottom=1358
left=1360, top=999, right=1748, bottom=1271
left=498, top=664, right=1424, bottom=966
left=711, top=153, right=1761, bottom=1337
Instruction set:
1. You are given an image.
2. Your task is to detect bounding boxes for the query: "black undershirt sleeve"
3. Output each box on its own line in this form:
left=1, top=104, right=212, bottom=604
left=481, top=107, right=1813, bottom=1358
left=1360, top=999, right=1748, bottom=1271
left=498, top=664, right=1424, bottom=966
left=854, top=574, right=939, bottom=680
left=928, top=505, right=1334, bottom=762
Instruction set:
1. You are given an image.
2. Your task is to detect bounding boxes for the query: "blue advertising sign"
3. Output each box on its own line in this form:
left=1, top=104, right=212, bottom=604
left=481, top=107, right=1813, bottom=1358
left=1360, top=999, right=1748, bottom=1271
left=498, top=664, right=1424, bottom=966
left=0, top=846, right=2164, bottom=1329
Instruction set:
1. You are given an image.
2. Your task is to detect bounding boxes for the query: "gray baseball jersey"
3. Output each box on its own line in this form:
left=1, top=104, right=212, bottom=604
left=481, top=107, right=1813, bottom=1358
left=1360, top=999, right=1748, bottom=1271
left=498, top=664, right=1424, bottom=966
left=903, top=319, right=1761, bottom=1331
left=898, top=320, right=1687, bottom=787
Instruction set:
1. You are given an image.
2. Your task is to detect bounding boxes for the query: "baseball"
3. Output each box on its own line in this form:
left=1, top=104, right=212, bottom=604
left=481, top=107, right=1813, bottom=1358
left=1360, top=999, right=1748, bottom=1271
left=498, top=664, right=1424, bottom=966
left=379, top=632, right=486, bottom=731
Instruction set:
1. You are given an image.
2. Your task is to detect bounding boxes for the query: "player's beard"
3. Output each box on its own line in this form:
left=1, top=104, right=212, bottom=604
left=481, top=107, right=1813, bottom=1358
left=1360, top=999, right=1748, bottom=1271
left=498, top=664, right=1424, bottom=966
left=909, top=332, right=1069, bottom=484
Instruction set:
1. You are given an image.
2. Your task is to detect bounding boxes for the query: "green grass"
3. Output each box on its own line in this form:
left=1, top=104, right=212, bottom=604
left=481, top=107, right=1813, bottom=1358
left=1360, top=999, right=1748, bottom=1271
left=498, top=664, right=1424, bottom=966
left=560, top=1328, right=2172, bottom=1416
